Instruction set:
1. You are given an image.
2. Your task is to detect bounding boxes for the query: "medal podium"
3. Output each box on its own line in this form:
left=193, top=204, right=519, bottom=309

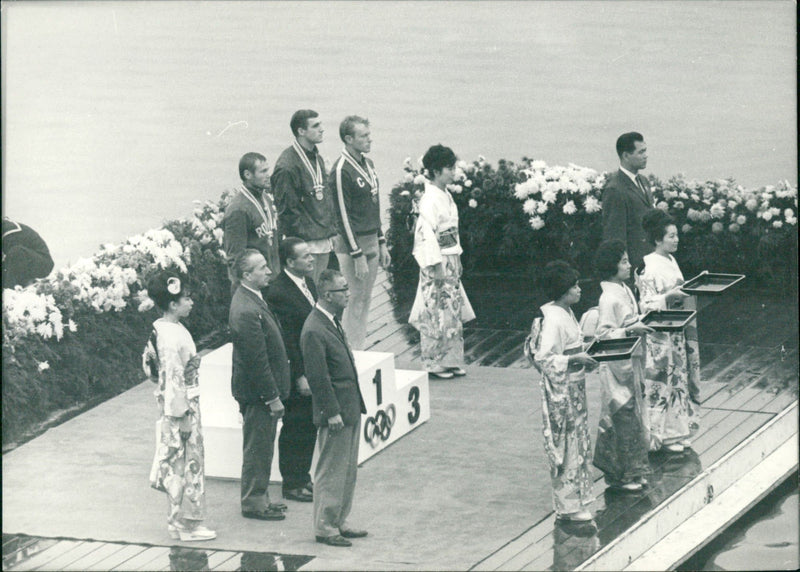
left=198, top=344, right=430, bottom=479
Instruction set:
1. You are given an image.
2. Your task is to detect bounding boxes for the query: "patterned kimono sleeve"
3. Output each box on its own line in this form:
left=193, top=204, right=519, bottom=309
left=162, top=337, right=191, bottom=418
left=638, top=272, right=669, bottom=312
left=534, top=317, right=571, bottom=388
left=596, top=297, right=627, bottom=339
left=412, top=197, right=443, bottom=269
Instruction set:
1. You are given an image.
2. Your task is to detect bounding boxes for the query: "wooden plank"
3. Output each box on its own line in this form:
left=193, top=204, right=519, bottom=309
left=65, top=542, right=128, bottom=570
left=34, top=541, right=103, bottom=571
left=11, top=540, right=83, bottom=571
left=114, top=546, right=170, bottom=570
left=463, top=330, right=507, bottom=362
left=701, top=410, right=774, bottom=467
left=207, top=550, right=241, bottom=570
left=471, top=519, right=554, bottom=571
left=478, top=332, right=527, bottom=367
left=83, top=544, right=149, bottom=571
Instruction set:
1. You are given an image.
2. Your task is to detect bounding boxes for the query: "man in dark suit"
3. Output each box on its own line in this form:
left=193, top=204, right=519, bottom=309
left=229, top=249, right=291, bottom=521
left=300, top=269, right=368, bottom=547
left=602, top=132, right=655, bottom=274
left=266, top=237, right=318, bottom=503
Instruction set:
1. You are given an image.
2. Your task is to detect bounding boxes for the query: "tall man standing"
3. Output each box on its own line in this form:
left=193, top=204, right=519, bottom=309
left=301, top=269, right=368, bottom=547
left=229, top=249, right=290, bottom=522
left=271, top=110, right=337, bottom=286
left=266, top=238, right=318, bottom=503
left=329, top=116, right=391, bottom=350
left=224, top=153, right=280, bottom=294
left=601, top=132, right=655, bottom=274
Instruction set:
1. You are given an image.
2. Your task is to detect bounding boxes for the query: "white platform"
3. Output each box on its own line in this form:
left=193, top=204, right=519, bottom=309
left=198, top=344, right=430, bottom=480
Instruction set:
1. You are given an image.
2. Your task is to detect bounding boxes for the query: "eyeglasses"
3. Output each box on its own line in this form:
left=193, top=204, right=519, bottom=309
left=326, top=287, right=350, bottom=293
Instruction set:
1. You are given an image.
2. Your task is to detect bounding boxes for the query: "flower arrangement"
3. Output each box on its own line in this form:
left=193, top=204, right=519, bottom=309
left=387, top=155, right=797, bottom=287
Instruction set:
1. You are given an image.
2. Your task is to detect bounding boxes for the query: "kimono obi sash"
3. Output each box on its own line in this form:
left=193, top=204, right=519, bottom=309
left=564, top=344, right=586, bottom=375
left=437, top=226, right=459, bottom=249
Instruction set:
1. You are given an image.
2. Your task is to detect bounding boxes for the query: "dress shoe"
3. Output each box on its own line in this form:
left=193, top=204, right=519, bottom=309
left=619, top=482, right=644, bottom=492
left=315, top=534, right=352, bottom=547
left=339, top=528, right=368, bottom=539
left=269, top=502, right=288, bottom=511
left=557, top=510, right=593, bottom=522
left=242, top=508, right=286, bottom=521
left=663, top=443, right=685, bottom=453
left=447, top=367, right=467, bottom=377
left=168, top=524, right=217, bottom=541
left=283, top=488, right=313, bottom=502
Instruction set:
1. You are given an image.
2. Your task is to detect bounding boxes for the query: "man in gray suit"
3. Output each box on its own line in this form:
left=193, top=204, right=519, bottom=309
left=229, top=249, right=291, bottom=521
left=300, top=269, right=367, bottom=547
left=602, top=132, right=655, bottom=274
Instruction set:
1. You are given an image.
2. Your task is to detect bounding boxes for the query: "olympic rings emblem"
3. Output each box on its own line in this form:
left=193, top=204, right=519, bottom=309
left=363, top=404, right=396, bottom=448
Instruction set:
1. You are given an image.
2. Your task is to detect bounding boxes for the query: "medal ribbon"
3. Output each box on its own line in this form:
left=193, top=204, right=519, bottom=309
left=239, top=185, right=276, bottom=235
left=341, top=149, right=378, bottom=193
left=292, top=141, right=324, bottom=190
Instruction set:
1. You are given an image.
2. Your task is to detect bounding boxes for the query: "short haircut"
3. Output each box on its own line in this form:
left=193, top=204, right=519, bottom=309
left=616, top=132, right=644, bottom=158
left=234, top=248, right=264, bottom=280
left=146, top=271, right=187, bottom=312
left=279, top=236, right=306, bottom=267
left=540, top=260, right=580, bottom=302
left=290, top=109, right=319, bottom=137
left=339, top=115, right=369, bottom=143
left=422, top=144, right=457, bottom=177
left=594, top=239, right=628, bottom=280
left=317, top=268, right=343, bottom=293
left=642, top=208, right=676, bottom=245
left=239, top=152, right=267, bottom=181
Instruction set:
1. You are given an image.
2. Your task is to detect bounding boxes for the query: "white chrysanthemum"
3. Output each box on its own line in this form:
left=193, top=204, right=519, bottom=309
left=745, top=198, right=759, bottom=211
left=542, top=189, right=557, bottom=204
left=710, top=203, right=725, bottom=219
left=562, top=200, right=577, bottom=215
left=728, top=223, right=740, bottom=233
left=468, top=199, right=478, bottom=208
left=537, top=201, right=548, bottom=214
left=686, top=209, right=701, bottom=222
left=413, top=174, right=426, bottom=185
left=523, top=199, right=538, bottom=215
left=761, top=210, right=774, bottom=221
left=682, top=223, right=692, bottom=233
left=657, top=201, right=669, bottom=212
left=530, top=160, right=547, bottom=170
left=673, top=200, right=685, bottom=210
left=711, top=222, right=724, bottom=233
left=38, top=361, right=50, bottom=372
left=737, top=215, right=747, bottom=225
left=464, top=179, right=473, bottom=188
left=68, top=319, right=78, bottom=332
left=772, top=220, right=783, bottom=228
left=584, top=196, right=601, bottom=214
left=530, top=216, right=545, bottom=230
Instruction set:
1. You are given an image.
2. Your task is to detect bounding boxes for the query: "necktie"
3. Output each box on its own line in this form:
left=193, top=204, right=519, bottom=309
left=334, top=317, right=346, bottom=340
left=299, top=279, right=315, bottom=305
left=635, top=175, right=647, bottom=199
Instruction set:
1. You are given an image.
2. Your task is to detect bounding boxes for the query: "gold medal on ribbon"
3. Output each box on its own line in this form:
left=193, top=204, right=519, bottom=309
left=342, top=149, right=379, bottom=203
left=293, top=141, right=325, bottom=201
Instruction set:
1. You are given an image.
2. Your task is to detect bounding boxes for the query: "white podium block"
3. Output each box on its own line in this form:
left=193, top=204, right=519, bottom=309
left=198, top=344, right=430, bottom=479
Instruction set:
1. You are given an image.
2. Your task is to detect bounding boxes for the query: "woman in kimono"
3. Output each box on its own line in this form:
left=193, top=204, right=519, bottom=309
left=409, top=144, right=475, bottom=379
left=142, top=272, right=215, bottom=541
left=638, top=209, right=700, bottom=453
left=592, top=240, right=653, bottom=491
left=530, top=261, right=598, bottom=521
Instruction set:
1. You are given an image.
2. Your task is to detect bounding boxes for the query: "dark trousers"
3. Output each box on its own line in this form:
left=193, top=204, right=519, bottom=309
left=278, top=395, right=317, bottom=491
left=240, top=402, right=279, bottom=512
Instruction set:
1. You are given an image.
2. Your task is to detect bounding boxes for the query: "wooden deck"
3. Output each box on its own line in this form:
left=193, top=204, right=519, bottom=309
left=3, top=269, right=797, bottom=571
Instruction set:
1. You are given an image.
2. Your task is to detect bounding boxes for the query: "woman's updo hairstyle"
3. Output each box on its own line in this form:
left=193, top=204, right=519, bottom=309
left=421, top=144, right=457, bottom=179
left=593, top=239, right=628, bottom=281
left=145, top=271, right=187, bottom=312
left=540, top=260, right=580, bottom=302
left=642, top=208, right=675, bottom=245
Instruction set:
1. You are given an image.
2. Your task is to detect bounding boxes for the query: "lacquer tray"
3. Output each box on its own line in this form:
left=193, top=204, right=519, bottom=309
left=681, top=272, right=745, bottom=295
left=641, top=309, right=697, bottom=331
left=586, top=337, right=641, bottom=362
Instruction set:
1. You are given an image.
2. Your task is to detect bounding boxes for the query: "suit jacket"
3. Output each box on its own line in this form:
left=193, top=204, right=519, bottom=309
left=229, top=285, right=291, bottom=405
left=601, top=169, right=655, bottom=271
left=300, top=307, right=366, bottom=426
left=266, top=270, right=318, bottom=395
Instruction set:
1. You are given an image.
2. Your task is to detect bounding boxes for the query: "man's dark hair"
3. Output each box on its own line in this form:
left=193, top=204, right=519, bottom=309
left=594, top=239, right=628, bottom=280
left=318, top=268, right=344, bottom=294
left=239, top=152, right=267, bottom=181
left=540, top=260, right=580, bottom=302
left=279, top=236, right=306, bottom=267
left=616, top=132, right=644, bottom=158
left=339, top=115, right=369, bottom=143
left=234, top=248, right=264, bottom=280
left=422, top=144, right=457, bottom=178
left=642, top=208, right=676, bottom=245
left=290, top=110, right=319, bottom=137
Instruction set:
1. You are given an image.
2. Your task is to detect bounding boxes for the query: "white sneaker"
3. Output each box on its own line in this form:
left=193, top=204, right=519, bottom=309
left=664, top=443, right=684, bottom=453
left=168, top=524, right=217, bottom=541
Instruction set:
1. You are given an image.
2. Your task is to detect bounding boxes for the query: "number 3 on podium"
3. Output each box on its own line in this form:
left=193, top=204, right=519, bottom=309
left=408, top=386, right=420, bottom=424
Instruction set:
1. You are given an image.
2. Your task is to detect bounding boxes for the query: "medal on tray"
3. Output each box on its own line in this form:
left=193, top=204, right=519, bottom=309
left=293, top=141, right=325, bottom=201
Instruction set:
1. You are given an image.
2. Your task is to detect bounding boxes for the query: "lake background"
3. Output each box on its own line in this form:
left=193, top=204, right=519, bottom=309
left=2, top=0, right=796, bottom=269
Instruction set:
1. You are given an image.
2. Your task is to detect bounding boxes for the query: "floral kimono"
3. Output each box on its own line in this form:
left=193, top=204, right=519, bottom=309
left=143, top=319, right=206, bottom=526
left=409, top=181, right=475, bottom=370
left=531, top=302, right=593, bottom=515
left=593, top=281, right=650, bottom=485
left=638, top=252, right=700, bottom=449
